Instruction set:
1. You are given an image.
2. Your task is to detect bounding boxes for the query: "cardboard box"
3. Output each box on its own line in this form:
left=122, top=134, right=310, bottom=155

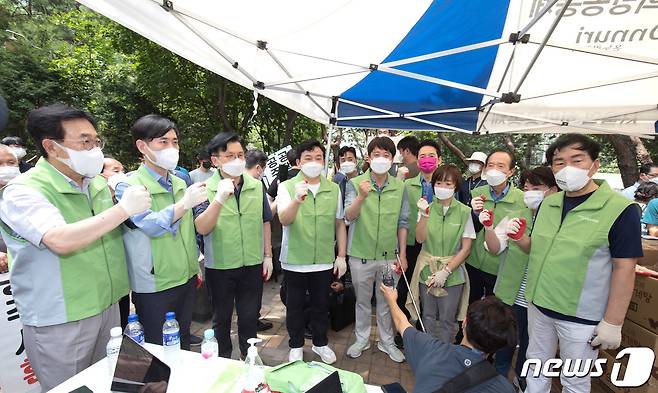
left=639, top=239, right=658, bottom=268
left=621, top=320, right=658, bottom=381
left=627, top=275, right=658, bottom=335
left=598, top=350, right=658, bottom=393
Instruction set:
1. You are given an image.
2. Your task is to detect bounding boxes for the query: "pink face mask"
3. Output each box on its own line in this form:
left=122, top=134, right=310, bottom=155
left=418, top=156, right=438, bottom=174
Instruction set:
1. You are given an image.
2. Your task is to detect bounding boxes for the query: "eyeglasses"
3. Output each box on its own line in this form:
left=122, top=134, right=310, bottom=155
left=220, top=153, right=245, bottom=161
left=57, top=138, right=105, bottom=150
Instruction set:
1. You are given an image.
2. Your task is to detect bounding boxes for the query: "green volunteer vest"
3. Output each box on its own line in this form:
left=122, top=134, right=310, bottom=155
left=348, top=170, right=404, bottom=260
left=1, top=158, right=129, bottom=324
left=203, top=172, right=264, bottom=269
left=467, top=184, right=532, bottom=277
left=525, top=180, right=633, bottom=320
left=283, top=172, right=339, bottom=264
left=420, top=197, right=472, bottom=287
left=126, top=165, right=198, bottom=291
left=404, top=174, right=429, bottom=246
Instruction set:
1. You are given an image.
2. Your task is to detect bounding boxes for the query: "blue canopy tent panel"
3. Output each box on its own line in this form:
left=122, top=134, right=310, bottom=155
left=335, top=0, right=511, bottom=132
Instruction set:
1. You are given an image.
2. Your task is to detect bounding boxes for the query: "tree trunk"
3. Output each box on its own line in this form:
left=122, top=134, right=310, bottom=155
left=606, top=135, right=639, bottom=187
left=283, top=109, right=297, bottom=147
left=437, top=133, right=466, bottom=164
left=631, top=136, right=653, bottom=165
left=216, top=78, right=234, bottom=132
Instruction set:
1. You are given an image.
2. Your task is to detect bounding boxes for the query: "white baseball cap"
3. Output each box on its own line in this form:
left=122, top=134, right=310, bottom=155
left=465, top=152, right=487, bottom=164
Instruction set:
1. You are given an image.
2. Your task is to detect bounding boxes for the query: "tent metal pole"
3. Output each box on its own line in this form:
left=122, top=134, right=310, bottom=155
left=338, top=98, right=398, bottom=116
left=337, top=114, right=399, bottom=121
left=522, top=71, right=658, bottom=101
left=381, top=38, right=508, bottom=68
left=528, top=41, right=658, bottom=66
left=378, top=66, right=502, bottom=98
left=513, top=0, right=572, bottom=94
left=325, top=124, right=335, bottom=173
left=518, top=0, right=560, bottom=37
left=476, top=47, right=518, bottom=133
left=265, top=70, right=368, bottom=88
left=266, top=86, right=333, bottom=99
left=170, top=12, right=257, bottom=83
left=404, top=116, right=472, bottom=133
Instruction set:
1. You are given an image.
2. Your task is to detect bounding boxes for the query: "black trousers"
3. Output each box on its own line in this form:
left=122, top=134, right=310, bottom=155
left=133, top=277, right=196, bottom=350
left=466, top=264, right=497, bottom=304
left=285, top=269, right=333, bottom=348
left=119, top=294, right=131, bottom=330
left=206, top=265, right=263, bottom=358
left=397, top=242, right=422, bottom=319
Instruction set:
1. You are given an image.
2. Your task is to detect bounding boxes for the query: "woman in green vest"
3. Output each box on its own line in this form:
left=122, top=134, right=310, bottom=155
left=412, top=164, right=475, bottom=343
left=482, top=166, right=557, bottom=388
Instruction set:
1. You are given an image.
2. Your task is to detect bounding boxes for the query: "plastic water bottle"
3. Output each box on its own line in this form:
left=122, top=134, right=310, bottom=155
left=124, top=314, right=145, bottom=346
left=201, top=329, right=218, bottom=359
left=162, top=312, right=180, bottom=355
left=382, top=263, right=395, bottom=287
left=242, top=338, right=271, bottom=393
left=106, top=327, right=123, bottom=379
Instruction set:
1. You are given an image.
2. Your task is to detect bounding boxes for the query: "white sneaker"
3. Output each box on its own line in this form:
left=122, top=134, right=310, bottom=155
left=312, top=345, right=337, bottom=364
left=377, top=341, right=405, bottom=363
left=347, top=340, right=370, bottom=358
left=289, top=347, right=304, bottom=362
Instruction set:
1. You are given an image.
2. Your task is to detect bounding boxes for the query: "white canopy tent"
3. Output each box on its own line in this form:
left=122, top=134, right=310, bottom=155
left=77, top=0, right=658, bottom=142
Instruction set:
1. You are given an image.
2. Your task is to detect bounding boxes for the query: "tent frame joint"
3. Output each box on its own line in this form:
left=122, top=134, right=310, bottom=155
left=257, top=40, right=267, bottom=50
left=161, top=0, right=173, bottom=12
left=500, top=92, right=521, bottom=104
left=508, top=32, right=530, bottom=45
left=369, top=64, right=378, bottom=71
left=253, top=81, right=265, bottom=90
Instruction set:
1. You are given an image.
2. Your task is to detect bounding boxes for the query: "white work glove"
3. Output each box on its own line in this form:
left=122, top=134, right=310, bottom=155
left=417, top=197, right=430, bottom=218
left=478, top=210, right=494, bottom=230
left=590, top=320, right=622, bottom=350
left=182, top=183, right=208, bottom=210
left=118, top=185, right=152, bottom=216
left=262, top=256, right=273, bottom=281
left=396, top=166, right=409, bottom=180
left=214, top=178, right=235, bottom=205
left=471, top=195, right=485, bottom=212
left=333, top=256, right=347, bottom=278
left=507, top=218, right=522, bottom=237
left=427, top=268, right=450, bottom=288
left=294, top=181, right=309, bottom=202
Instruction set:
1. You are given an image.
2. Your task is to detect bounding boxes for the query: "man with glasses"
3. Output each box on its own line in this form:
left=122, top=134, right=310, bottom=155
left=116, top=114, right=208, bottom=350
left=0, top=104, right=151, bottom=390
left=194, top=132, right=273, bottom=359
left=620, top=162, right=658, bottom=200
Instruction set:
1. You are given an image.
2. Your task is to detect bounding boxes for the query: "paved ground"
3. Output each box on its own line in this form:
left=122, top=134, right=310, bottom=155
left=189, top=277, right=609, bottom=393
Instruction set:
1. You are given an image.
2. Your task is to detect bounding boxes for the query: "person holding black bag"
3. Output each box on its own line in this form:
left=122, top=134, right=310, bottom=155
left=380, top=284, right=516, bottom=393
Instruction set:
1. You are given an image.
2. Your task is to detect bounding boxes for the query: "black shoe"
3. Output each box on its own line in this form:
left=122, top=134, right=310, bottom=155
left=190, top=334, right=203, bottom=346
left=257, top=319, right=273, bottom=332
left=394, top=333, right=404, bottom=349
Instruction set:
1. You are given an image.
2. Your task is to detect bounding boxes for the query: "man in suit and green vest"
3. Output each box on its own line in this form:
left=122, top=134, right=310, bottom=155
left=116, top=114, right=208, bottom=350
left=522, top=135, right=642, bottom=393
left=344, top=136, right=409, bottom=363
left=0, top=104, right=151, bottom=390
left=468, top=150, right=527, bottom=304
left=276, top=140, right=347, bottom=364
left=194, top=132, right=273, bottom=359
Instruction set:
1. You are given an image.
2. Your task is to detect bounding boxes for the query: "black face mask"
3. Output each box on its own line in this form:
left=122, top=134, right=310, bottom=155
left=202, top=161, right=212, bottom=169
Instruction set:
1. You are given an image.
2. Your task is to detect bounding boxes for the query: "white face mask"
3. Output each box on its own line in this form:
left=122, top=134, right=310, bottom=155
left=555, top=165, right=592, bottom=192
left=11, top=147, right=26, bottom=160
left=523, top=190, right=545, bottom=210
left=55, top=142, right=104, bottom=178
left=145, top=146, right=179, bottom=171
left=0, top=166, right=20, bottom=184
left=468, top=163, right=482, bottom=174
left=221, top=158, right=246, bottom=178
left=339, top=162, right=356, bottom=175
left=107, top=172, right=128, bottom=190
left=434, top=186, right=454, bottom=200
left=486, top=169, right=508, bottom=187
left=301, top=162, right=323, bottom=178
left=370, top=157, right=392, bottom=175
